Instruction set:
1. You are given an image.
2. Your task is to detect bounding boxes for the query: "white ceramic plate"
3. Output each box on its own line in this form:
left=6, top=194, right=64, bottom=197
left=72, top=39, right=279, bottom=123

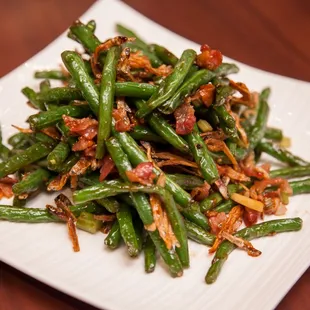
left=1, top=1, right=310, bottom=309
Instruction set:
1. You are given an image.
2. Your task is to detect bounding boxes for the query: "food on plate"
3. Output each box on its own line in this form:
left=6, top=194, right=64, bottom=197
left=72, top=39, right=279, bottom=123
left=0, top=20, right=309, bottom=283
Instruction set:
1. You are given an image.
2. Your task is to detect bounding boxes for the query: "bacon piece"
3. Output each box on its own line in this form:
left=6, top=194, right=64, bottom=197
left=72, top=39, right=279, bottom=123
left=243, top=207, right=259, bottom=227
left=187, top=84, right=215, bottom=107
left=129, top=51, right=172, bottom=77
left=0, top=177, right=17, bottom=199
left=72, top=137, right=95, bottom=152
left=47, top=173, right=69, bottom=191
left=222, top=231, right=261, bottom=257
left=94, top=214, right=116, bottom=222
left=205, top=138, right=239, bottom=170
left=62, top=115, right=98, bottom=139
left=69, top=157, right=92, bottom=176
left=240, top=152, right=270, bottom=180
left=112, top=98, right=132, bottom=132
left=99, top=155, right=115, bottom=182
left=191, top=182, right=211, bottom=201
left=217, top=165, right=250, bottom=182
left=196, top=44, right=223, bottom=70
left=83, top=145, right=97, bottom=157
left=207, top=211, right=227, bottom=235
left=126, top=162, right=156, bottom=185
left=209, top=206, right=243, bottom=253
left=91, top=36, right=133, bottom=78
left=149, top=194, right=179, bottom=249
left=41, top=126, right=61, bottom=140
left=174, top=102, right=196, bottom=135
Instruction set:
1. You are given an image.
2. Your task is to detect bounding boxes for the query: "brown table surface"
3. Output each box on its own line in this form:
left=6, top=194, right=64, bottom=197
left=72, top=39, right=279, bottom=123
left=0, top=0, right=309, bottom=309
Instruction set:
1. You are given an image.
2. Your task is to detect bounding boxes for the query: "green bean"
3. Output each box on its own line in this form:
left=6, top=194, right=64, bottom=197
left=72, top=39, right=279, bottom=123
left=214, top=63, right=239, bottom=76
left=134, top=100, right=189, bottom=154
left=0, top=202, right=101, bottom=223
left=162, top=190, right=189, bottom=267
left=257, top=142, right=309, bottom=166
left=289, top=178, right=310, bottom=195
left=200, top=184, right=243, bottom=212
left=104, top=221, right=122, bottom=249
left=214, top=200, right=235, bottom=213
left=260, top=87, right=271, bottom=101
left=151, top=44, right=178, bottom=66
left=0, top=144, right=10, bottom=161
left=13, top=196, right=27, bottom=208
left=129, top=125, right=166, bottom=144
left=106, top=136, right=154, bottom=225
left=47, top=141, right=70, bottom=171
left=86, top=20, right=96, bottom=32
left=96, top=198, right=120, bottom=213
left=69, top=20, right=101, bottom=53
left=96, top=46, right=120, bottom=159
left=136, top=49, right=197, bottom=118
left=270, top=166, right=310, bottom=179
left=180, top=204, right=210, bottom=230
left=8, top=133, right=29, bottom=148
left=116, top=24, right=149, bottom=50
left=186, top=125, right=219, bottom=184
left=12, top=168, right=50, bottom=196
left=167, top=174, right=204, bottom=190
left=33, top=133, right=56, bottom=146
left=39, top=79, right=51, bottom=92
left=184, top=219, right=215, bottom=246
left=144, top=234, right=156, bottom=273
left=111, top=130, right=193, bottom=207
left=214, top=84, right=234, bottom=106
left=61, top=51, right=99, bottom=116
left=264, top=127, right=283, bottom=141
left=116, top=203, right=140, bottom=257
left=28, top=105, right=90, bottom=130
left=115, top=82, right=156, bottom=98
left=0, top=142, right=53, bottom=178
left=34, top=70, right=69, bottom=81
left=205, top=218, right=302, bottom=284
left=22, top=87, right=45, bottom=110
left=158, top=69, right=214, bottom=114
left=36, top=87, right=83, bottom=102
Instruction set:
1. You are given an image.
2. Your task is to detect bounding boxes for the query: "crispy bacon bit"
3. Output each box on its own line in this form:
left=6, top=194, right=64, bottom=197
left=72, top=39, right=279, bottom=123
left=229, top=110, right=249, bottom=147
left=217, top=165, right=250, bottom=182
left=47, top=173, right=69, bottom=191
left=209, top=206, right=243, bottom=253
left=117, top=47, right=136, bottom=81
left=94, top=214, right=116, bottom=222
left=205, top=138, right=239, bottom=170
left=11, top=125, right=33, bottom=134
left=188, top=84, right=215, bottom=107
left=91, top=36, right=133, bottom=78
left=99, top=155, right=115, bottom=182
left=240, top=152, right=270, bottom=180
left=207, top=211, right=227, bottom=235
left=72, top=137, right=95, bottom=152
left=126, top=162, right=156, bottom=185
left=222, top=231, right=261, bottom=257
left=70, top=175, right=78, bottom=189
left=230, top=80, right=255, bottom=108
left=156, top=173, right=166, bottom=188
left=0, top=177, right=17, bottom=199
left=243, top=207, right=259, bottom=227
left=174, top=102, right=196, bottom=135
left=129, top=51, right=172, bottom=77
left=112, top=98, right=132, bottom=132
left=62, top=115, right=98, bottom=139
left=47, top=194, right=80, bottom=252
left=83, top=145, right=97, bottom=157
left=149, top=194, right=179, bottom=249
left=191, top=182, right=211, bottom=201
left=196, top=44, right=223, bottom=71
left=41, top=127, right=61, bottom=140
left=69, top=157, right=92, bottom=176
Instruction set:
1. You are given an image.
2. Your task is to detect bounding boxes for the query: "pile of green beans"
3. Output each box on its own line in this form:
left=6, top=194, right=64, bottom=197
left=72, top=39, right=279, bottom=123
left=0, top=21, right=308, bottom=284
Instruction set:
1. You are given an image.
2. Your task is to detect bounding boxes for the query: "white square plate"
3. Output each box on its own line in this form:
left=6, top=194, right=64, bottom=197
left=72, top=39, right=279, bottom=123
left=1, top=1, right=310, bottom=309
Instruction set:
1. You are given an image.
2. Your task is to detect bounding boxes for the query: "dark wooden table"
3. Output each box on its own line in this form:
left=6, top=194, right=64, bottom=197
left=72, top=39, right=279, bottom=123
left=0, top=0, right=309, bottom=309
